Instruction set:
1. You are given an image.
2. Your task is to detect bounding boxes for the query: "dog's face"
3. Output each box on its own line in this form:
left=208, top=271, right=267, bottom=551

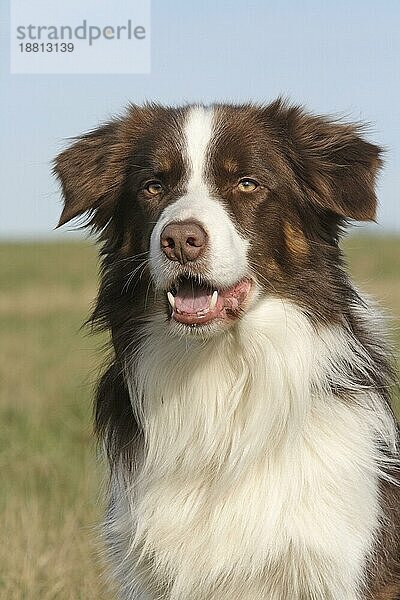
left=55, top=100, right=382, bottom=336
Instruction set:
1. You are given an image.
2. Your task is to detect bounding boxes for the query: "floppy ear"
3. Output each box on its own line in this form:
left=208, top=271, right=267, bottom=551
left=54, top=119, right=126, bottom=229
left=269, top=101, right=383, bottom=221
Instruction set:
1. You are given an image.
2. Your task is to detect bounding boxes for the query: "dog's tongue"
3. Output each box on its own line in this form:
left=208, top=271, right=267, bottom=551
left=170, top=278, right=251, bottom=326
left=174, top=283, right=211, bottom=314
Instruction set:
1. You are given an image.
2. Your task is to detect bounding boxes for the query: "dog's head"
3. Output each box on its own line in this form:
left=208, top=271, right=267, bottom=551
left=55, top=100, right=382, bottom=336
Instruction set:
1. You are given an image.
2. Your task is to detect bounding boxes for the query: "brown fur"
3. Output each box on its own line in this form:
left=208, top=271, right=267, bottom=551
left=372, top=584, right=400, bottom=600
left=54, top=99, right=399, bottom=598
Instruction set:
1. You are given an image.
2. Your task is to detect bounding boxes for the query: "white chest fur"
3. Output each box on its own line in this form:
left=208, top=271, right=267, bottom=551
left=107, top=299, right=396, bottom=600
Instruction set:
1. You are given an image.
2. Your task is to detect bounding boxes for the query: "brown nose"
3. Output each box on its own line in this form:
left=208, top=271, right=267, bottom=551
left=160, top=221, right=207, bottom=264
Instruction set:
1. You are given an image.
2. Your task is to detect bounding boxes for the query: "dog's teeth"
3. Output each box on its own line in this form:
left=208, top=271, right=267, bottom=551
left=167, top=292, right=175, bottom=308
left=209, top=290, right=218, bottom=311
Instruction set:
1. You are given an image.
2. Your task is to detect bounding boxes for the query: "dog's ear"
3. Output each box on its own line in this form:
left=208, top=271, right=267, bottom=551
left=54, top=119, right=126, bottom=230
left=268, top=100, right=383, bottom=222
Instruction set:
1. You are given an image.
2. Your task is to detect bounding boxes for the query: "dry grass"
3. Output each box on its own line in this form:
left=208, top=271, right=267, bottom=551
left=0, top=242, right=110, bottom=599
left=0, top=236, right=399, bottom=599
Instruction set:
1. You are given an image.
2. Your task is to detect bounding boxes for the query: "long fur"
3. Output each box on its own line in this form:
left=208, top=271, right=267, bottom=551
left=103, top=298, right=397, bottom=600
left=54, top=100, right=400, bottom=599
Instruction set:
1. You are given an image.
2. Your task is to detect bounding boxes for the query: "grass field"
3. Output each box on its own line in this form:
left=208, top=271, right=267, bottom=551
left=0, top=236, right=399, bottom=599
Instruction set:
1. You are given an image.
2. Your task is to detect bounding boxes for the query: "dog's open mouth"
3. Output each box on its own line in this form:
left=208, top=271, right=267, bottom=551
left=166, top=276, right=252, bottom=326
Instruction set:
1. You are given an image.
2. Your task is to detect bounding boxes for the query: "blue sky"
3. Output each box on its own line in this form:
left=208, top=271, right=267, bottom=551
left=1, top=0, right=399, bottom=238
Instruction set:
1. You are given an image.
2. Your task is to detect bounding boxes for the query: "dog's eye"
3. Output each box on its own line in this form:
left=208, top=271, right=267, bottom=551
left=145, top=181, right=163, bottom=196
left=237, top=178, right=259, bottom=192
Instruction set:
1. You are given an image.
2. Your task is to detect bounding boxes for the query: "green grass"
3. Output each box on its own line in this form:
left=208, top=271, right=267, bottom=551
left=0, top=236, right=399, bottom=599
left=0, top=241, right=110, bottom=600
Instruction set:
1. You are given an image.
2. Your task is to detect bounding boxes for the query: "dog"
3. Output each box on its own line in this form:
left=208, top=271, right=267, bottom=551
left=55, top=99, right=399, bottom=599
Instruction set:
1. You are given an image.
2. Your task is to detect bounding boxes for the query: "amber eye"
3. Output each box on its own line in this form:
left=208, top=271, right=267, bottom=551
left=145, top=181, right=163, bottom=195
left=237, top=178, right=259, bottom=192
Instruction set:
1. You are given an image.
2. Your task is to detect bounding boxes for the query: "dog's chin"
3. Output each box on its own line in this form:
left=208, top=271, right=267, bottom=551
left=162, top=275, right=253, bottom=336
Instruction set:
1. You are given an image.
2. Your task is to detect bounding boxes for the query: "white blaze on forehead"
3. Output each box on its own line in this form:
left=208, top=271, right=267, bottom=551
left=149, top=105, right=250, bottom=290
left=184, top=105, right=214, bottom=191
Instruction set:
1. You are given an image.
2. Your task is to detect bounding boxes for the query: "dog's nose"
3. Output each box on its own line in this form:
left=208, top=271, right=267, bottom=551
left=160, top=221, right=207, bottom=264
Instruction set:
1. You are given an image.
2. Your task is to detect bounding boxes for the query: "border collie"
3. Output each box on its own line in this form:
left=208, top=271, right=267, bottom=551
left=55, top=100, right=399, bottom=600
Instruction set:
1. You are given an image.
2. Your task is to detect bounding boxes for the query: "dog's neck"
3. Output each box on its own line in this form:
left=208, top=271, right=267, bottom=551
left=125, top=298, right=396, bottom=482
left=116, top=298, right=397, bottom=599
